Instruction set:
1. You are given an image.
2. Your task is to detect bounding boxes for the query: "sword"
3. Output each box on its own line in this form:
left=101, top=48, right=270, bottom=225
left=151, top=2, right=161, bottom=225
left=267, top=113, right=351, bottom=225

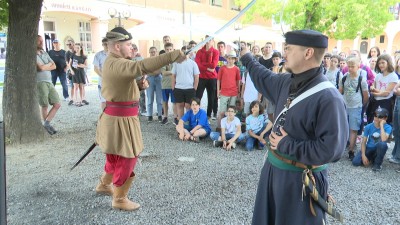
left=70, top=143, right=97, bottom=171
left=185, top=0, right=257, bottom=55
left=302, top=169, right=344, bottom=223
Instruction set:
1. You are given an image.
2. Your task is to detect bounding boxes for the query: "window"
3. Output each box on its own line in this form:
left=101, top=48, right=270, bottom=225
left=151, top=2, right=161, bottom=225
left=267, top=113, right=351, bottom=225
left=44, top=21, right=55, bottom=32
left=380, top=35, right=385, bottom=43
left=210, top=0, right=222, bottom=6
left=78, top=21, right=92, bottom=53
left=230, top=0, right=240, bottom=10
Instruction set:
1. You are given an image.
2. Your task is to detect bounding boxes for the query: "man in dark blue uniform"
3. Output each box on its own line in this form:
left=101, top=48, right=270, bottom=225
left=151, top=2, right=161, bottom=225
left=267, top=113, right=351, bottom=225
left=240, top=30, right=348, bottom=225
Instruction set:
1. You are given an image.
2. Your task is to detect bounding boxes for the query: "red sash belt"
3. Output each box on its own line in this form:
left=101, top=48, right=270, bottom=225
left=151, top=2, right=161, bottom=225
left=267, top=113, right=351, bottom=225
left=104, top=101, right=139, bottom=116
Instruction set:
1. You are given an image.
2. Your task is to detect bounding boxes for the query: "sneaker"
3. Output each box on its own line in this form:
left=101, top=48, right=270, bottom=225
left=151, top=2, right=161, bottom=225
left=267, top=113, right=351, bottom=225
left=372, top=165, right=382, bottom=172
left=158, top=116, right=162, bottom=122
left=161, top=117, right=168, bottom=125
left=140, top=111, right=147, bottom=116
left=68, top=100, right=74, bottom=106
left=231, top=142, right=236, bottom=149
left=211, top=114, right=217, bottom=120
left=64, top=98, right=70, bottom=102
left=389, top=158, right=400, bottom=164
left=43, top=125, right=56, bottom=135
left=48, top=125, right=57, bottom=134
left=173, top=118, right=179, bottom=125
left=82, top=100, right=89, bottom=105
left=213, top=140, right=223, bottom=147
left=148, top=116, right=153, bottom=122
left=348, top=151, right=355, bottom=161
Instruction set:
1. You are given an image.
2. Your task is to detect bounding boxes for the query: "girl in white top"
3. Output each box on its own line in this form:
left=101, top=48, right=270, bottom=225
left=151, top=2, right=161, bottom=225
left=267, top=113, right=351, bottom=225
left=369, top=54, right=398, bottom=123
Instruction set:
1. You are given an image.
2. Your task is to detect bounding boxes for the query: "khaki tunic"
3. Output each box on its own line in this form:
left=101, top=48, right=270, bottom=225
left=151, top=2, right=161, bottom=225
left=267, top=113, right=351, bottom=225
left=96, top=50, right=184, bottom=158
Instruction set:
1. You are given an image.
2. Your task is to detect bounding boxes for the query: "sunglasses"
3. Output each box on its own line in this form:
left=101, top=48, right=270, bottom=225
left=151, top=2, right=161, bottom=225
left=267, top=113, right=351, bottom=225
left=374, top=114, right=386, bottom=119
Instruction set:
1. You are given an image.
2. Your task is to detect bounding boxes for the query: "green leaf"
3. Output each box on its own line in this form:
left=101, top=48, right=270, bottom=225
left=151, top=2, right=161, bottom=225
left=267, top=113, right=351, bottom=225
left=235, top=0, right=397, bottom=40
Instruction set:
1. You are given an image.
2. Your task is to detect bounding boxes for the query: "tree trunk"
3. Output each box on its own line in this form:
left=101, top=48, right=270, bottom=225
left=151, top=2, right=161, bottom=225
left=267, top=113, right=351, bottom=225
left=2, top=0, right=44, bottom=144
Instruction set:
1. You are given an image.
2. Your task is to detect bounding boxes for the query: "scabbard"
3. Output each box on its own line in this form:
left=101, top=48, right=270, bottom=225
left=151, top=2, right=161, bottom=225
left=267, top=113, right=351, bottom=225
left=70, top=143, right=97, bottom=171
left=302, top=170, right=344, bottom=223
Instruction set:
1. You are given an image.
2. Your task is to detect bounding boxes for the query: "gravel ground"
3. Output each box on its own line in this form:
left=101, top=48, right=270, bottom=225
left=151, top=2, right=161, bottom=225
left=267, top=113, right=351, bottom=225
left=4, top=85, right=400, bottom=225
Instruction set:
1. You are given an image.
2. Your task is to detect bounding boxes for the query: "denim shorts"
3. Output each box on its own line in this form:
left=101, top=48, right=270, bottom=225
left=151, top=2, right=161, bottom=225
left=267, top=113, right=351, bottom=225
left=162, top=89, right=175, bottom=103
left=347, top=107, right=362, bottom=131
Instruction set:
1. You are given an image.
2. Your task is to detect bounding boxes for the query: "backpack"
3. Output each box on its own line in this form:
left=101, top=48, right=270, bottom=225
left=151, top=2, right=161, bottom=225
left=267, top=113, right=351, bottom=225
left=341, top=73, right=363, bottom=100
left=335, top=70, right=341, bottom=89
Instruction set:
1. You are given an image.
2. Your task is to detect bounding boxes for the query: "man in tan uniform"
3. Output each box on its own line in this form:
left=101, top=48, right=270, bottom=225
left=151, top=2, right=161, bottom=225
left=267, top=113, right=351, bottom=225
left=95, top=27, right=185, bottom=211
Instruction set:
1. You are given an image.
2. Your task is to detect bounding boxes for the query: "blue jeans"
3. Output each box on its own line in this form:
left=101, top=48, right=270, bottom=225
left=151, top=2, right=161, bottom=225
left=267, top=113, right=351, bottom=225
left=392, top=97, right=400, bottom=160
left=51, top=70, right=69, bottom=99
left=146, top=75, right=162, bottom=117
left=352, top=142, right=388, bottom=167
left=209, top=132, right=245, bottom=143
left=245, top=125, right=268, bottom=151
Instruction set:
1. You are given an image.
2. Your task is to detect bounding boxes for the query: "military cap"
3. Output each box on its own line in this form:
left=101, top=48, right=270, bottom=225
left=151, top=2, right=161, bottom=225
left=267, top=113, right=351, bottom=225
left=106, top=27, right=132, bottom=42
left=285, top=30, right=328, bottom=48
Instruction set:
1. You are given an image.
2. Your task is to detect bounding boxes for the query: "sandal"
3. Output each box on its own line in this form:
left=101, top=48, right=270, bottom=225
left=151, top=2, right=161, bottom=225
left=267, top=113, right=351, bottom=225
left=82, top=100, right=89, bottom=105
left=68, top=100, right=74, bottom=106
left=190, top=136, right=200, bottom=143
left=75, top=102, right=82, bottom=107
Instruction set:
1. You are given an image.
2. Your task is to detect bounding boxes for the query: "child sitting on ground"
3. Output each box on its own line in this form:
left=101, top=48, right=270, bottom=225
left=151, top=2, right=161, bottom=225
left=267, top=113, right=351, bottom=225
left=210, top=105, right=246, bottom=150
left=352, top=107, right=392, bottom=171
left=176, top=97, right=211, bottom=142
left=245, top=100, right=273, bottom=151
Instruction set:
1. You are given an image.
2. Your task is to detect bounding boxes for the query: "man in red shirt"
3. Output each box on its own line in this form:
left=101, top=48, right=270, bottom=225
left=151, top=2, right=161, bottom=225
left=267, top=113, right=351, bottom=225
left=195, top=35, right=220, bottom=120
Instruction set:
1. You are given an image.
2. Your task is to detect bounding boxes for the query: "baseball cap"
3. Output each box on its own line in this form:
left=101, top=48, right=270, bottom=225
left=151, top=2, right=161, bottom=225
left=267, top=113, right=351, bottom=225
left=227, top=50, right=237, bottom=58
left=375, top=106, right=389, bottom=118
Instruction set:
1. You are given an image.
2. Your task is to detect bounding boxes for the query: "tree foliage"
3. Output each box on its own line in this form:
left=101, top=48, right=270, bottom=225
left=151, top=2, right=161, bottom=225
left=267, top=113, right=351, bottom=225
left=236, top=0, right=397, bottom=40
left=0, top=0, right=8, bottom=30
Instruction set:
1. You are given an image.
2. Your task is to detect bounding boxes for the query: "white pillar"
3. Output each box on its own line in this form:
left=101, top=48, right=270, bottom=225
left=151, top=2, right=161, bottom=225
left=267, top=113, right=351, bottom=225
left=353, top=36, right=359, bottom=51
left=38, top=17, right=45, bottom=36
left=387, top=36, right=394, bottom=55
left=370, top=38, right=376, bottom=48
left=337, top=40, right=342, bottom=52
left=90, top=19, right=109, bottom=53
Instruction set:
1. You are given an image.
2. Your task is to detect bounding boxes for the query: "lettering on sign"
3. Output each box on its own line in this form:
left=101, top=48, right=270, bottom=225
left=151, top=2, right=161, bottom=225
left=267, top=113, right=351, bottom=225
left=49, top=3, right=92, bottom=13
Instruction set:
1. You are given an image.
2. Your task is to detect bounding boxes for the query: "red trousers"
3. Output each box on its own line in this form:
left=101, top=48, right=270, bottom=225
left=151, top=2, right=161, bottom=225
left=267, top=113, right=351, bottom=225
left=104, top=154, right=138, bottom=187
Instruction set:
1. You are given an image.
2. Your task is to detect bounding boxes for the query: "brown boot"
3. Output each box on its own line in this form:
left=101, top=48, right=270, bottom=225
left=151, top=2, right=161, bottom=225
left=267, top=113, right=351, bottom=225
left=95, top=173, right=113, bottom=196
left=112, top=176, right=140, bottom=211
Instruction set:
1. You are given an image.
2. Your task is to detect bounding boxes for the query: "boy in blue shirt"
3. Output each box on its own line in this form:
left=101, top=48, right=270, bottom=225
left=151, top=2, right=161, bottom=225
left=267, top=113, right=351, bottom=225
left=176, top=97, right=211, bottom=142
left=352, top=107, right=392, bottom=171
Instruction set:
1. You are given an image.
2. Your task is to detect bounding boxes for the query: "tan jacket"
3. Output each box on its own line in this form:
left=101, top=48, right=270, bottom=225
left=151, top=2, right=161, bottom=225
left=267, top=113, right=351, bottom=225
left=95, top=50, right=183, bottom=158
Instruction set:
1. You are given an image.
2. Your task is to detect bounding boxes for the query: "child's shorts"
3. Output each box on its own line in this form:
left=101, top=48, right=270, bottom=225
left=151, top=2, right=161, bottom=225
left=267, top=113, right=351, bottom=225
left=347, top=107, right=362, bottom=131
left=219, top=95, right=237, bottom=113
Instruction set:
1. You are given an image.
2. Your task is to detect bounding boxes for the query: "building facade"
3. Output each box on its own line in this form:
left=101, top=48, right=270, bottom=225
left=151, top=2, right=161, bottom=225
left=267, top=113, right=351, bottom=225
left=40, top=0, right=281, bottom=57
left=40, top=0, right=400, bottom=58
